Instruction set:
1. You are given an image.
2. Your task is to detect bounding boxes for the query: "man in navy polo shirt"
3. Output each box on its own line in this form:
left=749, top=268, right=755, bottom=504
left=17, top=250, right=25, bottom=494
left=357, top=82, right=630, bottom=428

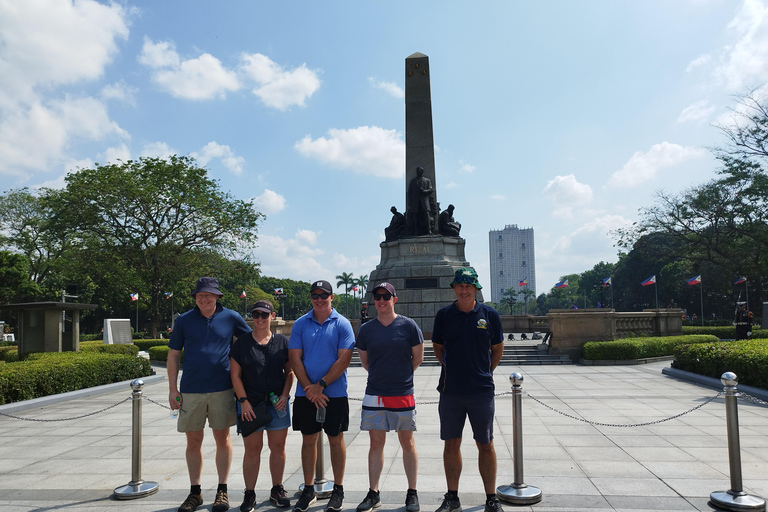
left=431, top=268, right=504, bottom=512
left=168, top=277, right=251, bottom=512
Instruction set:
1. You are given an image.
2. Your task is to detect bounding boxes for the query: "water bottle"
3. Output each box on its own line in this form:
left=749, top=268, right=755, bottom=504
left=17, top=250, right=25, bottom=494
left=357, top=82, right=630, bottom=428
left=315, top=405, right=326, bottom=423
left=270, top=392, right=287, bottom=418
left=169, top=396, right=180, bottom=419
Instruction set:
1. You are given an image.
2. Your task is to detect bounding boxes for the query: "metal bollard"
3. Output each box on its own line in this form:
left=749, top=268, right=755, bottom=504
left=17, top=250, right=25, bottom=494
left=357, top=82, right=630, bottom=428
left=114, top=379, right=160, bottom=499
left=709, top=372, right=765, bottom=511
left=298, top=433, right=335, bottom=498
left=497, top=372, right=542, bottom=505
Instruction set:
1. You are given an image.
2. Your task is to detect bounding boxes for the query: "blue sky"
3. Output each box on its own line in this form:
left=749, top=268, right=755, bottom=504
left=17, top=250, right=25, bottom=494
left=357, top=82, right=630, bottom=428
left=2, top=0, right=767, bottom=296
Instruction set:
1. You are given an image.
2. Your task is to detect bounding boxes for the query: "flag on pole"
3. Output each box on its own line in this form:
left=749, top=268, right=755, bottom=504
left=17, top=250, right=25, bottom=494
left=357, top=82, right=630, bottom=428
left=555, top=279, right=568, bottom=289
left=351, top=285, right=359, bottom=292
left=164, top=292, right=173, bottom=299
left=734, top=277, right=747, bottom=285
left=602, top=277, right=612, bottom=287
left=274, top=287, right=283, bottom=294
left=240, top=290, right=246, bottom=298
left=641, top=275, right=656, bottom=287
left=518, top=279, right=528, bottom=286
left=130, top=293, right=139, bottom=301
left=687, top=275, right=701, bottom=286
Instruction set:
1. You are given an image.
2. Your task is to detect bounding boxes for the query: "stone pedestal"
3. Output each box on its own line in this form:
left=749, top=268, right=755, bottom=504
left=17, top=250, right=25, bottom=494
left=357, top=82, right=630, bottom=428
left=367, top=235, right=483, bottom=338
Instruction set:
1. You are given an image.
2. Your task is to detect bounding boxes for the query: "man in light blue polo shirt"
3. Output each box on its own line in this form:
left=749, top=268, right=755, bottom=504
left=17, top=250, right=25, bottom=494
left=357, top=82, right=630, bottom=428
left=289, top=279, right=355, bottom=512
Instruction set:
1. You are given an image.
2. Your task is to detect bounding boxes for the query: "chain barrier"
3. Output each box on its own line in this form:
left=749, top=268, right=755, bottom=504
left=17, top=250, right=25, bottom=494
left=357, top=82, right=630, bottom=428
left=0, top=396, right=132, bottom=422
left=142, top=395, right=171, bottom=410
left=522, top=391, right=724, bottom=427
left=739, top=392, right=768, bottom=407
left=348, top=390, right=513, bottom=406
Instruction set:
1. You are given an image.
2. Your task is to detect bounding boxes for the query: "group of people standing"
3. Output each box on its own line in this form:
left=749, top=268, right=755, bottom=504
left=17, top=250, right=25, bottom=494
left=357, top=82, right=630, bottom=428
left=167, top=267, right=504, bottom=512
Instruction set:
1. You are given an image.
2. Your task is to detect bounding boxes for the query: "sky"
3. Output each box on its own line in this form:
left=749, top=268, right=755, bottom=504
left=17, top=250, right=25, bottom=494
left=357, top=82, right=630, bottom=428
left=2, top=0, right=768, bottom=297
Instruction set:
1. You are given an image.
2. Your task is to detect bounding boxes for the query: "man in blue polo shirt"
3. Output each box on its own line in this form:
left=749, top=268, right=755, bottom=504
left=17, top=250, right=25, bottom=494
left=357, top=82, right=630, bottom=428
left=431, top=268, right=504, bottom=512
left=289, top=279, right=355, bottom=512
left=168, top=277, right=251, bottom=512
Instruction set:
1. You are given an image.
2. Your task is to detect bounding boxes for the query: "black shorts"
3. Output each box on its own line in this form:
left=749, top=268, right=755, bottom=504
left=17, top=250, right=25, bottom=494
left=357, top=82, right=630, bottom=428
left=438, top=391, right=495, bottom=444
left=292, top=396, right=349, bottom=437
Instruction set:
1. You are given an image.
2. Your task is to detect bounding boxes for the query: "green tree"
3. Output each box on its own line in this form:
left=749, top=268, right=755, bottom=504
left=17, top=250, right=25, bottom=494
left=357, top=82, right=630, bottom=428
left=335, top=272, right=355, bottom=318
left=0, top=251, right=40, bottom=304
left=500, top=288, right=517, bottom=315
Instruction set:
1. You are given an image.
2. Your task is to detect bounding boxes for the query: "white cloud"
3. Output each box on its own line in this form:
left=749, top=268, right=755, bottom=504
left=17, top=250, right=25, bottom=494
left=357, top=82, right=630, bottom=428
left=191, top=141, right=245, bottom=175
left=139, top=38, right=240, bottom=100
left=368, top=77, right=404, bottom=98
left=103, top=144, right=131, bottom=164
left=444, top=181, right=459, bottom=189
left=253, top=230, right=326, bottom=281
left=606, top=142, right=706, bottom=189
left=543, top=174, right=594, bottom=206
left=100, top=80, right=138, bottom=105
left=678, top=100, right=717, bottom=123
left=458, top=160, right=476, bottom=173
left=294, top=126, right=405, bottom=178
left=254, top=189, right=287, bottom=215
left=490, top=195, right=506, bottom=201
left=241, top=53, right=321, bottom=110
left=141, top=141, right=175, bottom=159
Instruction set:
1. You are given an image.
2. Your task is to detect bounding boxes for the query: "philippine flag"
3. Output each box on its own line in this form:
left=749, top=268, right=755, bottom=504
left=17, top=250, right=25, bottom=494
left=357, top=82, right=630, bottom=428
left=240, top=290, right=246, bottom=298
left=734, top=277, right=747, bottom=285
left=274, top=287, right=284, bottom=294
left=130, top=293, right=139, bottom=301
left=519, top=279, right=528, bottom=287
left=555, top=279, right=568, bottom=289
left=602, top=277, right=612, bottom=287
left=687, top=275, right=701, bottom=286
left=641, top=275, right=656, bottom=287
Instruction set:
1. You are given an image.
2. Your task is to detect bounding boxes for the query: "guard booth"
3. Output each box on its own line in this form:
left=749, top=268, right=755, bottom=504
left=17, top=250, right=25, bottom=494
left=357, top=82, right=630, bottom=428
left=0, top=302, right=98, bottom=357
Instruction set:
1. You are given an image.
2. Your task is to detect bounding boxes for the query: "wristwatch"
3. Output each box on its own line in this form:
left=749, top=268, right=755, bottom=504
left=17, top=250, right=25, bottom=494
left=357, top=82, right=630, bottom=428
left=238, top=397, right=248, bottom=403
left=318, top=379, right=327, bottom=389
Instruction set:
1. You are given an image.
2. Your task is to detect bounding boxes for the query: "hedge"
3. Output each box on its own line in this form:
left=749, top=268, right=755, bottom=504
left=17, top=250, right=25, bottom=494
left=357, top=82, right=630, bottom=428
left=148, top=345, right=179, bottom=362
left=0, top=351, right=152, bottom=405
left=682, top=326, right=768, bottom=339
left=672, top=340, right=768, bottom=389
left=79, top=340, right=139, bottom=356
left=0, top=345, right=18, bottom=362
left=134, top=339, right=169, bottom=351
left=583, top=335, right=719, bottom=360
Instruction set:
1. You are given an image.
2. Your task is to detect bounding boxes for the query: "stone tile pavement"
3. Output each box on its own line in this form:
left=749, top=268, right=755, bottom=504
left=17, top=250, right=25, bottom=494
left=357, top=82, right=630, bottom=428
left=0, top=361, right=766, bottom=511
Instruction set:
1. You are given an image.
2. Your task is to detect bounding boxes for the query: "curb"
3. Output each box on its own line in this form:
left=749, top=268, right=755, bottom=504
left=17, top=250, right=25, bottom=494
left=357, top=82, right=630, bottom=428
left=661, top=367, right=768, bottom=402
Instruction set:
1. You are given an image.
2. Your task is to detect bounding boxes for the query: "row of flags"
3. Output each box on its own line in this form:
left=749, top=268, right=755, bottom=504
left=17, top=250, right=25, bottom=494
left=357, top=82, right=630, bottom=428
left=550, top=274, right=748, bottom=290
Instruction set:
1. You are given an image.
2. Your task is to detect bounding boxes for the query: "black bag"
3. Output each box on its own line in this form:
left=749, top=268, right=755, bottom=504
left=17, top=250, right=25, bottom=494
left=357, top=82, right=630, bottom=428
left=239, top=399, right=273, bottom=438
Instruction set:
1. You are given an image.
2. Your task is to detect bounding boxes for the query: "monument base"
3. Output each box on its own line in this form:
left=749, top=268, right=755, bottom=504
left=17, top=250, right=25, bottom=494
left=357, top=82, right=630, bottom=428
left=367, top=235, right=483, bottom=338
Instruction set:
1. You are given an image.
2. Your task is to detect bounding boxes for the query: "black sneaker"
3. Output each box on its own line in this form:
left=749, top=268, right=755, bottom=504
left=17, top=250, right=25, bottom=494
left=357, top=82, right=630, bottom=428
left=294, top=487, right=317, bottom=512
left=356, top=489, right=381, bottom=512
left=405, top=490, right=420, bottom=512
left=271, top=484, right=291, bottom=508
left=240, top=490, right=256, bottom=512
left=212, top=489, right=230, bottom=512
left=484, top=496, right=503, bottom=512
left=179, top=493, right=203, bottom=512
left=434, top=494, right=461, bottom=512
left=326, top=485, right=344, bottom=512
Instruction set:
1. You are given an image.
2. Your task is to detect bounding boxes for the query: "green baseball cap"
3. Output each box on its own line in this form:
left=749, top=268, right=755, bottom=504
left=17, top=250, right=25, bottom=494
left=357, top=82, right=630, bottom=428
left=450, top=267, right=482, bottom=289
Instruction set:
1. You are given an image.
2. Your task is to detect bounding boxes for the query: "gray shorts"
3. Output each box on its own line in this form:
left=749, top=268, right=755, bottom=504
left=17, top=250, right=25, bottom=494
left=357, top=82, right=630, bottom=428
left=360, top=393, right=417, bottom=431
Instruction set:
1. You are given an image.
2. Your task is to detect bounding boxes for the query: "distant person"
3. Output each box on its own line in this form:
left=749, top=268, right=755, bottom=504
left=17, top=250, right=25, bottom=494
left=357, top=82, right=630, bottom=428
left=360, top=302, right=369, bottom=325
left=355, top=282, right=424, bottom=512
left=432, top=268, right=504, bottom=512
left=734, top=302, right=753, bottom=340
left=230, top=300, right=294, bottom=512
left=168, top=277, right=251, bottom=512
left=289, top=280, right=355, bottom=512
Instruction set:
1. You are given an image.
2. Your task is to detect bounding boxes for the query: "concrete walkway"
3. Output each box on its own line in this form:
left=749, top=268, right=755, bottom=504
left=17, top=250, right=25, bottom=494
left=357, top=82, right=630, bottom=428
left=1, top=361, right=767, bottom=511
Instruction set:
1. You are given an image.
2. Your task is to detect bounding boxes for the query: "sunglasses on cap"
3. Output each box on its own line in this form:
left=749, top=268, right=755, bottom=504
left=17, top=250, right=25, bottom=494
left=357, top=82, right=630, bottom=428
left=252, top=311, right=271, bottom=319
left=453, top=275, right=478, bottom=285
left=311, top=292, right=331, bottom=300
left=373, top=293, right=392, bottom=301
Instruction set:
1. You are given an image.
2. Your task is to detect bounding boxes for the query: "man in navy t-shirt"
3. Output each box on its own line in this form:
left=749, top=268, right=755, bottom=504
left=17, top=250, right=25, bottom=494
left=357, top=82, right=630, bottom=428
left=168, top=277, right=251, bottom=512
left=431, top=268, right=503, bottom=512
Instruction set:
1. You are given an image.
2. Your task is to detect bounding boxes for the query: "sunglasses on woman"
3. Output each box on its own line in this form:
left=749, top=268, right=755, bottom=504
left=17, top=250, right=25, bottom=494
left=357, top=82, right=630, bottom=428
left=252, top=312, right=271, bottom=319
left=311, top=293, right=331, bottom=300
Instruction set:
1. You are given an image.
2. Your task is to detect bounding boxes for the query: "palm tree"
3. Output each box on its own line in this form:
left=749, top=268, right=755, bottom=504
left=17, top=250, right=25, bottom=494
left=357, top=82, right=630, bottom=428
left=353, top=274, right=369, bottom=317
left=519, top=288, right=536, bottom=314
left=336, top=272, right=355, bottom=317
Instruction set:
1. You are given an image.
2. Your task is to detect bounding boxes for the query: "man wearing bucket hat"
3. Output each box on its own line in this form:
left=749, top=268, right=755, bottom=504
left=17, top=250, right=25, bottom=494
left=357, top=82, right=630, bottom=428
left=431, top=268, right=504, bottom=512
left=168, top=277, right=252, bottom=512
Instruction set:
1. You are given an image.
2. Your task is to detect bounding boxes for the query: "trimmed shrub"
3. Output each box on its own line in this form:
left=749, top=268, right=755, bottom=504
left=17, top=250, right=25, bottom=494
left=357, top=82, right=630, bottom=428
left=134, top=339, right=169, bottom=351
left=0, top=345, right=18, bottom=362
left=79, top=340, right=139, bottom=356
left=583, top=335, right=719, bottom=360
left=672, top=340, right=768, bottom=389
left=682, top=326, right=767, bottom=339
left=80, top=334, right=103, bottom=342
left=0, top=351, right=152, bottom=405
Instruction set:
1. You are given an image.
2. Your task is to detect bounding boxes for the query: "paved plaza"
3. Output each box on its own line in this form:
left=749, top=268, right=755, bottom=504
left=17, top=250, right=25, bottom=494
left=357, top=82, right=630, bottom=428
left=1, top=359, right=767, bottom=511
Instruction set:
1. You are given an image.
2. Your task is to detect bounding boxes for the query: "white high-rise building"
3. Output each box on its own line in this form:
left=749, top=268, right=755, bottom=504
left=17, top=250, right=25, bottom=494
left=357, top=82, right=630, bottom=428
left=488, top=225, right=536, bottom=304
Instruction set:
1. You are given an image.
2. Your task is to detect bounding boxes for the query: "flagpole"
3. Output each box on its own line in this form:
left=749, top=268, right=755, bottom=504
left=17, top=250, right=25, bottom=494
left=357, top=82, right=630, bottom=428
left=745, top=280, right=749, bottom=311
left=136, top=297, right=139, bottom=335
left=699, top=282, right=704, bottom=326
left=655, top=282, right=658, bottom=310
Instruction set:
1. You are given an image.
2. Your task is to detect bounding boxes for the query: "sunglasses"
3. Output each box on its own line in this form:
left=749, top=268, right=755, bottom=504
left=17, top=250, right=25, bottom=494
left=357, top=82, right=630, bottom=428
left=373, top=293, right=392, bottom=301
left=453, top=275, right=477, bottom=285
left=311, top=293, right=331, bottom=300
left=252, top=311, right=271, bottom=319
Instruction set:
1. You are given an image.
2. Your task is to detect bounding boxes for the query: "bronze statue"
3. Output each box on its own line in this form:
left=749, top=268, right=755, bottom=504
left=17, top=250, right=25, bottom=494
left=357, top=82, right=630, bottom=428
left=406, top=166, right=434, bottom=235
left=439, top=204, right=461, bottom=237
left=385, top=206, right=406, bottom=241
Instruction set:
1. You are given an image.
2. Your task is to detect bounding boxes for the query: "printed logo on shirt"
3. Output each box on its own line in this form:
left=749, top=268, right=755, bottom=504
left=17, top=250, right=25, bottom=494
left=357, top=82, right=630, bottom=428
left=477, top=319, right=488, bottom=330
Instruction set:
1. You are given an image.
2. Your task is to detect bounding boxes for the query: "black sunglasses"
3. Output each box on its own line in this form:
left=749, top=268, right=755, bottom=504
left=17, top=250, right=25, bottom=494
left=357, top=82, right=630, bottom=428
left=252, top=311, right=271, bottom=319
left=311, top=293, right=331, bottom=300
left=373, top=293, right=392, bottom=301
